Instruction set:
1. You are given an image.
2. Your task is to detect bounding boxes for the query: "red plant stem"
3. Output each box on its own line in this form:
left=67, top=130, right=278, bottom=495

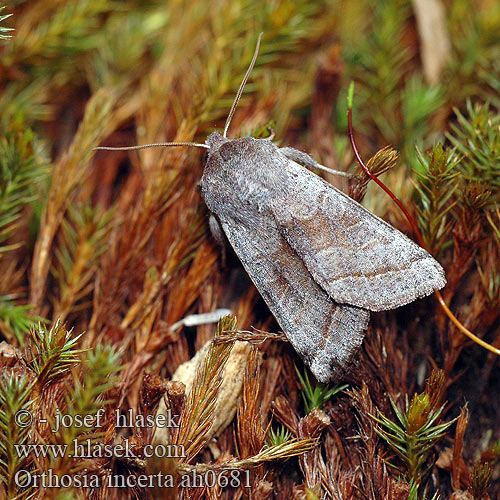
left=347, top=108, right=423, bottom=245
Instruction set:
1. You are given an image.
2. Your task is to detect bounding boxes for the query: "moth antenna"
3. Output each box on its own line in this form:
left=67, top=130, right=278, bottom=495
left=223, top=32, right=263, bottom=139
left=94, top=142, right=210, bottom=151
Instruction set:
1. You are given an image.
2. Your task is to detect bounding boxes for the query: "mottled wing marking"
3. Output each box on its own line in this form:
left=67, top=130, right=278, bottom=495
left=220, top=213, right=369, bottom=382
left=271, top=156, right=446, bottom=312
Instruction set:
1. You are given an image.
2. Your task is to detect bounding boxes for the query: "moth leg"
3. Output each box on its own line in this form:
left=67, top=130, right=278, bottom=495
left=266, top=125, right=275, bottom=141
left=209, top=214, right=227, bottom=266
left=280, top=147, right=351, bottom=178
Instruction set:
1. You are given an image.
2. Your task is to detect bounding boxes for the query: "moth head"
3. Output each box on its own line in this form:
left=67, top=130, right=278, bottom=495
left=205, top=131, right=227, bottom=150
left=205, top=133, right=250, bottom=164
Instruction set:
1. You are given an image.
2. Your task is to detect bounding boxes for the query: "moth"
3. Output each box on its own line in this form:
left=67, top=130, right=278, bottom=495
left=97, top=34, right=446, bottom=382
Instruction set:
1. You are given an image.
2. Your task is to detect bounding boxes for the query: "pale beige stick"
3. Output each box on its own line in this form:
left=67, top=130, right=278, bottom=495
left=412, top=0, right=451, bottom=85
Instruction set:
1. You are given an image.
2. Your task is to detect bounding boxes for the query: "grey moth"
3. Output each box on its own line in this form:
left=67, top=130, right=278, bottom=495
left=98, top=34, right=446, bottom=382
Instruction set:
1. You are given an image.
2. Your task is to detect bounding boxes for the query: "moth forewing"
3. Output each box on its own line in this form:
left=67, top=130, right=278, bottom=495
left=270, top=152, right=447, bottom=312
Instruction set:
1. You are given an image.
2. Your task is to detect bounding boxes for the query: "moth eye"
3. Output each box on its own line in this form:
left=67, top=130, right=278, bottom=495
left=219, top=141, right=243, bottom=162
